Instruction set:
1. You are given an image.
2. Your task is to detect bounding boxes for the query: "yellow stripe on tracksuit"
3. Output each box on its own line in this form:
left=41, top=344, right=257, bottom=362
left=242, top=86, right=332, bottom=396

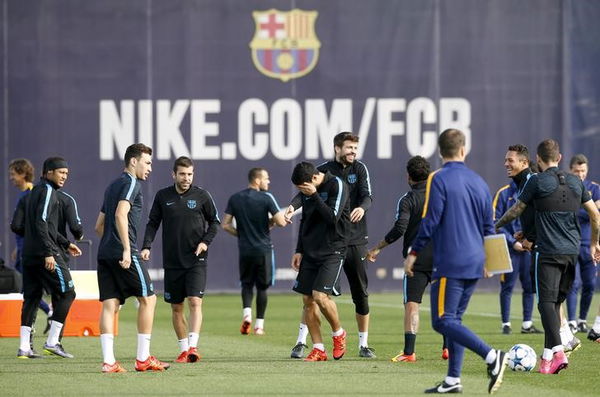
left=438, top=277, right=447, bottom=317
left=492, top=184, right=510, bottom=221
left=421, top=169, right=441, bottom=218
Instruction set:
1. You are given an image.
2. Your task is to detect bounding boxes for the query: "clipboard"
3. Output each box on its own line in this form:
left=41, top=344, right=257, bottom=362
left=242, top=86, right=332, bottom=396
left=484, top=234, right=513, bottom=275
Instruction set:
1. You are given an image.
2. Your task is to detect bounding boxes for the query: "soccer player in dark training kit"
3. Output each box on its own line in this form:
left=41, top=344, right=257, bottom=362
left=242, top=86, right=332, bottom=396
left=493, top=145, right=542, bottom=335
left=565, top=154, right=600, bottom=333
left=406, top=129, right=508, bottom=394
left=367, top=156, right=448, bottom=362
left=495, top=139, right=600, bottom=375
left=95, top=143, right=169, bottom=373
left=222, top=168, right=286, bottom=335
left=286, top=132, right=375, bottom=359
left=142, top=156, right=220, bottom=363
left=11, top=157, right=82, bottom=359
left=290, top=161, right=349, bottom=362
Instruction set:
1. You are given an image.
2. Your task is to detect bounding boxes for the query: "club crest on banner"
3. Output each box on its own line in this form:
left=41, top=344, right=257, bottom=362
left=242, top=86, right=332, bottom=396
left=249, top=9, right=321, bottom=82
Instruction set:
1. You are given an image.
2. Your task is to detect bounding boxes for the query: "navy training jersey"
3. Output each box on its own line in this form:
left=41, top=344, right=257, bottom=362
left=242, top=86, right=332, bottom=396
left=98, top=172, right=143, bottom=260
left=578, top=180, right=600, bottom=246
left=225, top=188, right=280, bottom=255
left=519, top=167, right=591, bottom=255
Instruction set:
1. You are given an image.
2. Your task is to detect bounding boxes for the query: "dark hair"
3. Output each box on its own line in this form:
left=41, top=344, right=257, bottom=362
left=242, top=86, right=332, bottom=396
left=124, top=143, right=152, bottom=167
left=507, top=144, right=530, bottom=163
left=406, top=156, right=430, bottom=182
left=248, top=167, right=266, bottom=183
left=529, top=161, right=540, bottom=173
left=291, top=162, right=318, bottom=185
left=42, top=157, right=68, bottom=174
left=333, top=131, right=359, bottom=148
left=536, top=139, right=560, bottom=163
left=438, top=129, right=465, bottom=158
left=569, top=153, right=588, bottom=169
left=173, top=156, right=193, bottom=172
left=8, top=158, right=34, bottom=182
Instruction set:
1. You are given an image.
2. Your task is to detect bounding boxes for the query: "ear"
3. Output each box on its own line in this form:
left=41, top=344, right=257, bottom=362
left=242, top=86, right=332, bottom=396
left=557, top=153, right=562, bottom=163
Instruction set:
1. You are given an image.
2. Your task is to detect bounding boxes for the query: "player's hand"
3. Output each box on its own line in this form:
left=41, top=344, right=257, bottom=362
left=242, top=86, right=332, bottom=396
left=11, top=248, right=17, bottom=262
left=350, top=207, right=365, bottom=223
left=366, top=248, right=379, bottom=262
left=483, top=268, right=492, bottom=278
left=119, top=250, right=131, bottom=269
left=291, top=253, right=302, bottom=271
left=521, top=239, right=533, bottom=251
left=195, top=242, right=208, bottom=256
left=513, top=241, right=525, bottom=252
left=140, top=249, right=150, bottom=261
left=44, top=256, right=55, bottom=272
left=591, top=243, right=600, bottom=264
left=284, top=205, right=295, bottom=224
left=68, top=243, right=82, bottom=257
left=513, top=231, right=524, bottom=241
left=403, top=255, right=416, bottom=277
left=298, top=183, right=316, bottom=196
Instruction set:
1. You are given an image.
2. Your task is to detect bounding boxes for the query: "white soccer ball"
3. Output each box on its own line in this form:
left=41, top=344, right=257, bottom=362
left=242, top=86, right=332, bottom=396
left=507, top=343, right=537, bottom=372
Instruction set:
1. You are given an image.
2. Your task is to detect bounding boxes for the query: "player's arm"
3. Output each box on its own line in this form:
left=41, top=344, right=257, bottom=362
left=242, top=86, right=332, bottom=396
left=493, top=187, right=518, bottom=249
left=368, top=193, right=410, bottom=262
left=351, top=162, right=373, bottom=223
left=141, top=193, right=163, bottom=260
left=312, top=178, right=348, bottom=225
left=10, top=195, right=26, bottom=237
left=495, top=200, right=527, bottom=230
left=265, top=192, right=286, bottom=228
left=196, top=192, right=220, bottom=256
left=115, top=200, right=132, bottom=269
left=222, top=213, right=238, bottom=237
left=62, top=193, right=84, bottom=241
left=409, top=172, right=444, bottom=255
left=284, top=193, right=303, bottom=223
left=95, top=212, right=105, bottom=237
left=583, top=199, right=600, bottom=262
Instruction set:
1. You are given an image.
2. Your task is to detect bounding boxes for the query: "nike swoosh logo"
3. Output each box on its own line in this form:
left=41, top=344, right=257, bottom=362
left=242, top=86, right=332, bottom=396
left=166, top=202, right=175, bottom=206
left=437, top=384, right=460, bottom=393
left=361, top=257, right=366, bottom=261
left=324, top=287, right=332, bottom=290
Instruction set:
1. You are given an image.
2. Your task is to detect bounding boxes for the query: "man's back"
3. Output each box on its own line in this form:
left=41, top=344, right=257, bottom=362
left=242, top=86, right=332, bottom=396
left=98, top=172, right=142, bottom=260
left=226, top=188, right=280, bottom=255
left=413, top=162, right=494, bottom=279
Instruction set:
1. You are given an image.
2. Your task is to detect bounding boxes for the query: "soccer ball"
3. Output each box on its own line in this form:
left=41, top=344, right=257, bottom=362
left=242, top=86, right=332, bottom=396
left=507, top=344, right=537, bottom=372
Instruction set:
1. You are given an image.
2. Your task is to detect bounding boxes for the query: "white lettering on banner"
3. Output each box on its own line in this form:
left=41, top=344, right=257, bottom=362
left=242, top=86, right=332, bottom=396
left=98, top=98, right=471, bottom=160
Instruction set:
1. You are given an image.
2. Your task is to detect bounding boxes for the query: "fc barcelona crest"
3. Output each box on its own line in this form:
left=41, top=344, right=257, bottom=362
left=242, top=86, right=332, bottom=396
left=249, top=9, right=321, bottom=82
left=347, top=174, right=357, bottom=184
left=187, top=200, right=197, bottom=209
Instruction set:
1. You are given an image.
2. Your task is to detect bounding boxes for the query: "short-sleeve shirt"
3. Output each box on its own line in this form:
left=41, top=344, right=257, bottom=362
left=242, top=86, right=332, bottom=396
left=98, top=172, right=143, bottom=260
left=225, top=188, right=280, bottom=255
left=519, top=167, right=591, bottom=255
left=578, top=180, right=600, bottom=246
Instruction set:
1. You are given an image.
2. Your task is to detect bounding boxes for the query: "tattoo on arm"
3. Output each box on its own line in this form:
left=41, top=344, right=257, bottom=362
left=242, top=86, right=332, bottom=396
left=495, top=201, right=527, bottom=229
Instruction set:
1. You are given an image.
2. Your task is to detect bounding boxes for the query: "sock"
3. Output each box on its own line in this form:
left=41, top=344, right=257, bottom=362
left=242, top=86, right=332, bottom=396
left=48, top=309, right=54, bottom=317
left=358, top=332, right=368, bottom=348
left=136, top=333, right=151, bottom=362
left=19, top=326, right=32, bottom=351
left=332, top=328, right=344, bottom=337
left=46, top=321, right=64, bottom=347
left=594, top=316, right=600, bottom=332
left=101, top=334, right=116, bottom=365
left=578, top=318, right=587, bottom=324
left=313, top=343, right=325, bottom=352
left=522, top=320, right=532, bottom=329
left=502, top=322, right=511, bottom=327
left=178, top=338, right=189, bottom=352
left=297, top=323, right=309, bottom=345
left=559, top=323, right=573, bottom=345
left=445, top=376, right=460, bottom=386
left=404, top=332, right=416, bottom=355
left=188, top=332, right=199, bottom=348
left=551, top=344, right=564, bottom=353
left=242, top=307, right=252, bottom=321
left=484, top=349, right=497, bottom=364
left=542, top=348, right=553, bottom=361
left=255, top=318, right=264, bottom=330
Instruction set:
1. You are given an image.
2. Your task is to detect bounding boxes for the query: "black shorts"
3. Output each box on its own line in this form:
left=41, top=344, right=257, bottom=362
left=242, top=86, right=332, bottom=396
left=22, top=255, right=74, bottom=300
left=293, top=253, right=345, bottom=296
left=534, top=253, right=577, bottom=303
left=343, top=245, right=369, bottom=299
left=403, top=270, right=432, bottom=304
left=98, top=254, right=154, bottom=304
left=239, top=250, right=274, bottom=289
left=164, top=266, right=207, bottom=304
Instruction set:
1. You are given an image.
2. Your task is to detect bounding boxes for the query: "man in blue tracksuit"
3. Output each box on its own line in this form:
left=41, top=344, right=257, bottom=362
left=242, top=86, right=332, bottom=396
left=405, top=129, right=508, bottom=394
left=493, top=145, right=542, bottom=335
left=565, top=154, right=600, bottom=333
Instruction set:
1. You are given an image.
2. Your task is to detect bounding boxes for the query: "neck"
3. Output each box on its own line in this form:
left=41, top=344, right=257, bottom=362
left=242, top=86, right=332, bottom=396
left=442, top=157, right=463, bottom=164
left=19, top=182, right=33, bottom=191
left=124, top=168, right=136, bottom=178
left=248, top=183, right=260, bottom=191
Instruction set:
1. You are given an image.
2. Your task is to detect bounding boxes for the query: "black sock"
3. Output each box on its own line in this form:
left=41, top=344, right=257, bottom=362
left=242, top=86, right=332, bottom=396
left=404, top=332, right=416, bottom=355
left=442, top=335, right=448, bottom=349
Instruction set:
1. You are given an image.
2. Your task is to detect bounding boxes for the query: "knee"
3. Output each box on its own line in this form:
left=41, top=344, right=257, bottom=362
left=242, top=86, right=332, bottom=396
left=353, top=295, right=369, bottom=315
left=311, top=291, right=329, bottom=307
left=188, top=297, right=203, bottom=310
left=138, top=294, right=157, bottom=308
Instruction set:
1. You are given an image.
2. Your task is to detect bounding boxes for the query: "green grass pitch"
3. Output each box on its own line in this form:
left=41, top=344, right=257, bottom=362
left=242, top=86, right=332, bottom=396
left=1, top=292, right=598, bottom=396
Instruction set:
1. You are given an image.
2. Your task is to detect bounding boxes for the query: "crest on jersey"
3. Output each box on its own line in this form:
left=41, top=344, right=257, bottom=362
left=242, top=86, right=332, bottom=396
left=319, top=192, right=329, bottom=201
left=347, top=174, right=357, bottom=184
left=187, top=200, right=197, bottom=209
left=249, top=9, right=321, bottom=82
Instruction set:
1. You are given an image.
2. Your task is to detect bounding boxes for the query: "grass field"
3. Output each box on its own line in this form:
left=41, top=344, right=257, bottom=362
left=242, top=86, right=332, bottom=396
left=1, top=292, right=599, bottom=396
